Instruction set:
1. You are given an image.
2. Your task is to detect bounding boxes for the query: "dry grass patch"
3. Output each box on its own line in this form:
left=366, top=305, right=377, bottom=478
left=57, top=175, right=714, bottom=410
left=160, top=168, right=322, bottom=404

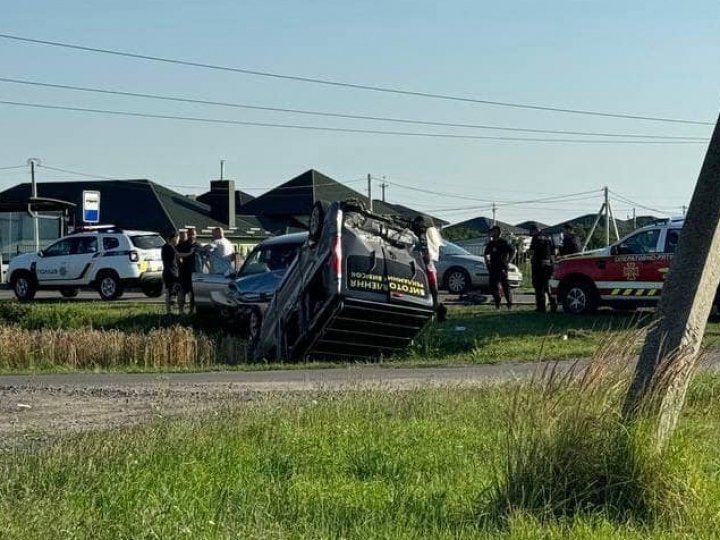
left=0, top=325, right=225, bottom=370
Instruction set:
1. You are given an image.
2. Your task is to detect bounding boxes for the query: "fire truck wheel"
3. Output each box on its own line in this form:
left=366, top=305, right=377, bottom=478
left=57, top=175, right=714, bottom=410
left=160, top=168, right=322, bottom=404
left=562, top=281, right=598, bottom=314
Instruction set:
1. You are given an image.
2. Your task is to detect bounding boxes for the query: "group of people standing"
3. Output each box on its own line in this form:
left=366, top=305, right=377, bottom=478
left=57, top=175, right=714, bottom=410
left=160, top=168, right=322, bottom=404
left=483, top=222, right=581, bottom=313
left=160, top=227, right=236, bottom=315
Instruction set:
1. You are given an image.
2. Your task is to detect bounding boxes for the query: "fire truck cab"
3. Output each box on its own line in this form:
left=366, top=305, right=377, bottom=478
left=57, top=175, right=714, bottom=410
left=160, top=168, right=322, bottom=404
left=551, top=218, right=684, bottom=314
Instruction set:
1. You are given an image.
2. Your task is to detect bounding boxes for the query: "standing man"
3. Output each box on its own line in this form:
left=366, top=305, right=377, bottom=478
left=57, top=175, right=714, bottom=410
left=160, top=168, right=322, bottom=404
left=529, top=223, right=557, bottom=312
left=412, top=216, right=446, bottom=321
left=161, top=231, right=180, bottom=315
left=559, top=223, right=581, bottom=256
left=177, top=227, right=201, bottom=314
left=484, top=225, right=516, bottom=310
left=205, top=227, right=236, bottom=275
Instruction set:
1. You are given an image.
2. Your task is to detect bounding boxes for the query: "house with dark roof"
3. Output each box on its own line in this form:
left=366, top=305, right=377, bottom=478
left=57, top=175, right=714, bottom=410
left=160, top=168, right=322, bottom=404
left=515, top=220, right=550, bottom=233
left=0, top=179, right=271, bottom=258
left=0, top=169, right=448, bottom=262
left=442, top=216, right=527, bottom=239
left=238, top=169, right=445, bottom=235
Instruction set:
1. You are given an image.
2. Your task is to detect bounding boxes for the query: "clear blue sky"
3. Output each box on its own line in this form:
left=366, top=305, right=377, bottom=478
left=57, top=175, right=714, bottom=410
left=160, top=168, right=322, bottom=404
left=1, top=1, right=718, bottom=226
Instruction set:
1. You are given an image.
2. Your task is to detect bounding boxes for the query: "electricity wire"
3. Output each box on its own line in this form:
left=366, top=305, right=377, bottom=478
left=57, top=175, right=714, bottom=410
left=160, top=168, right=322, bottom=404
left=0, top=32, right=712, bottom=126
left=0, top=77, right=707, bottom=141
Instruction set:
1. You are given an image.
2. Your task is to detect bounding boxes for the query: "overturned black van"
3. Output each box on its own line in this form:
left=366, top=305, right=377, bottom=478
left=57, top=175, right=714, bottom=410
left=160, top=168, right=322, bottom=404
left=251, top=200, right=438, bottom=361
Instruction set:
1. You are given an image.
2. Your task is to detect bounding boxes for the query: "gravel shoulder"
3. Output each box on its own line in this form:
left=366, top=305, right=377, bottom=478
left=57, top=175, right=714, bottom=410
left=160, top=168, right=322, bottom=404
left=2, top=356, right=718, bottom=440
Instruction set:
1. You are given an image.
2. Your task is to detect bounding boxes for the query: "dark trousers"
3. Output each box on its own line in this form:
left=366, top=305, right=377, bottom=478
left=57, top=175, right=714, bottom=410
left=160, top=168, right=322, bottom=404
left=532, top=263, right=556, bottom=312
left=489, top=269, right=512, bottom=308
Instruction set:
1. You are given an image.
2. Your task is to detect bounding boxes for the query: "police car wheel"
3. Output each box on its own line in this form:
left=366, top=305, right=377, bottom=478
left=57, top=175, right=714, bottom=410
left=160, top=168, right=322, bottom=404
left=98, top=272, right=123, bottom=301
left=142, top=283, right=163, bottom=298
left=12, top=272, right=36, bottom=302
left=60, top=288, right=79, bottom=298
left=446, top=269, right=470, bottom=295
left=563, top=282, right=596, bottom=314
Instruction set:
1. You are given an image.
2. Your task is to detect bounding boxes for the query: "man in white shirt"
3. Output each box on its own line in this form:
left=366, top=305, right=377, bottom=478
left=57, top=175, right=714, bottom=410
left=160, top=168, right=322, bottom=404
left=205, top=227, right=236, bottom=274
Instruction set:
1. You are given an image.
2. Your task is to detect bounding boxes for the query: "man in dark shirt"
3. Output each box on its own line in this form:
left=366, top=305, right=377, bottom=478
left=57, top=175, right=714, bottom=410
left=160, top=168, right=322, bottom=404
left=161, top=231, right=180, bottom=314
left=529, top=223, right=557, bottom=312
left=484, top=225, right=516, bottom=309
left=177, top=227, right=202, bottom=314
left=559, top=223, right=581, bottom=256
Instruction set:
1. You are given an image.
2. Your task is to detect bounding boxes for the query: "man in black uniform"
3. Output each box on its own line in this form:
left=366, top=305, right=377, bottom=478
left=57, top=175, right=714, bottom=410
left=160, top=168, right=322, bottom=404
left=161, top=231, right=180, bottom=314
left=484, top=225, right=516, bottom=310
left=177, top=227, right=201, bottom=314
left=559, top=223, right=581, bottom=256
left=529, top=223, right=557, bottom=312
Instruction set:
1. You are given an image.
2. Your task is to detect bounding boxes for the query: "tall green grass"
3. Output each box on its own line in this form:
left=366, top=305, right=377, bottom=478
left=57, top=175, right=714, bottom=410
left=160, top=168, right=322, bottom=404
left=488, top=330, right=695, bottom=525
left=2, top=377, right=719, bottom=538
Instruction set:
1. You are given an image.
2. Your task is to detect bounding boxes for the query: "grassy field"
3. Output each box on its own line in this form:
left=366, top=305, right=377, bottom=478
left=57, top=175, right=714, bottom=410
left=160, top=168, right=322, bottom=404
left=2, top=300, right=720, bottom=371
left=2, top=374, right=719, bottom=539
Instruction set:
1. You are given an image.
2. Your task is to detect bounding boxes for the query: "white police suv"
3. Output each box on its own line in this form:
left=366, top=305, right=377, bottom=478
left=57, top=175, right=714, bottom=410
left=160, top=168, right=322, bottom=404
left=8, top=226, right=165, bottom=301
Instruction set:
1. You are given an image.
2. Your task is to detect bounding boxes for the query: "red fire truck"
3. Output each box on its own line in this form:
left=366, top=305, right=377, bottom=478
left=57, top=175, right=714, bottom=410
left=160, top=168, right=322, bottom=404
left=550, top=218, right=684, bottom=314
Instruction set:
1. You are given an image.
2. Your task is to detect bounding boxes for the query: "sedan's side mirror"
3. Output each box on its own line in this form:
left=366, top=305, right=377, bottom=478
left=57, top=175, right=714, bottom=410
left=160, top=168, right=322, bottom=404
left=37, top=250, right=44, bottom=258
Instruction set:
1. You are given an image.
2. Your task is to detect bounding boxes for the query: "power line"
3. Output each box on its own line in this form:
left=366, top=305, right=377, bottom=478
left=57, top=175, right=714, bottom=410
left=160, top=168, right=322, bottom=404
left=0, top=164, right=25, bottom=171
left=384, top=177, right=600, bottom=204
left=0, top=32, right=714, bottom=127
left=1, top=99, right=708, bottom=144
left=0, top=77, right=708, bottom=141
left=609, top=190, right=671, bottom=215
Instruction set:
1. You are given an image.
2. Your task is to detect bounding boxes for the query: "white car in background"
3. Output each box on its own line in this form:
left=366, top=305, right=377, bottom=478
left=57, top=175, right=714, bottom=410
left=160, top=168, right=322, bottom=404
left=7, top=226, right=165, bottom=301
left=437, top=241, right=523, bottom=294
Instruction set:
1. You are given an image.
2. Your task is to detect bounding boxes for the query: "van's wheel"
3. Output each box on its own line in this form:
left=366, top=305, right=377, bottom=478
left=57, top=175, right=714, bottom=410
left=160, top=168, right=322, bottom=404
left=60, top=288, right=79, bottom=298
left=97, top=271, right=123, bottom=301
left=309, top=202, right=325, bottom=242
left=562, top=281, right=598, bottom=314
left=11, top=272, right=36, bottom=302
left=445, top=268, right=471, bottom=295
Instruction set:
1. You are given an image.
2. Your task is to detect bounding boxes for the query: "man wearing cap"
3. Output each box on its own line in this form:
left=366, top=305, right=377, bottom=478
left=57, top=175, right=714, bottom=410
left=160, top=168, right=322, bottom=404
left=484, top=225, right=516, bottom=310
left=529, top=223, right=557, bottom=312
left=161, top=231, right=180, bottom=314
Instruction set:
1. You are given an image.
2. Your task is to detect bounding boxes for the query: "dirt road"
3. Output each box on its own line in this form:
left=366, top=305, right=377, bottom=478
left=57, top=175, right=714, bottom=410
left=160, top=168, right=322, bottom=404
left=0, top=362, right=568, bottom=439
left=2, top=357, right=718, bottom=442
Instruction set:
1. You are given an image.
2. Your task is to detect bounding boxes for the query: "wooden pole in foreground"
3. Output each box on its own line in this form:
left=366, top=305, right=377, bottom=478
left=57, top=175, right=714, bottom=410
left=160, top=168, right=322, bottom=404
left=624, top=113, right=720, bottom=446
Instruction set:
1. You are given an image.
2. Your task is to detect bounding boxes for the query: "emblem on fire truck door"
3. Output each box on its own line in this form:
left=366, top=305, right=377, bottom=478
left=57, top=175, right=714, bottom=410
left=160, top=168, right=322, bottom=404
left=623, top=262, right=640, bottom=281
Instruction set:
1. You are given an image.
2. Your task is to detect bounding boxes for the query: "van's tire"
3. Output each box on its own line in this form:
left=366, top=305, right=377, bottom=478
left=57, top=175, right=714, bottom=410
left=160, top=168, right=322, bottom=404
left=60, top=288, right=79, bottom=298
left=561, top=280, right=598, bottom=314
left=445, top=268, right=471, bottom=295
left=97, top=271, right=123, bottom=301
left=11, top=271, right=36, bottom=302
left=309, top=202, right=325, bottom=242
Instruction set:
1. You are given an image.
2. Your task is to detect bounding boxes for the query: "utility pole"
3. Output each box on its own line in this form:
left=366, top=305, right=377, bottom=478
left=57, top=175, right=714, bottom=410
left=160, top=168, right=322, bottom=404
left=633, top=208, right=637, bottom=229
left=604, top=186, right=610, bottom=247
left=380, top=176, right=388, bottom=203
left=28, top=158, right=41, bottom=251
left=491, top=202, right=497, bottom=225
left=220, top=160, right=225, bottom=180
left=367, top=173, right=373, bottom=212
left=624, top=113, right=720, bottom=447
left=583, top=187, right=620, bottom=250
